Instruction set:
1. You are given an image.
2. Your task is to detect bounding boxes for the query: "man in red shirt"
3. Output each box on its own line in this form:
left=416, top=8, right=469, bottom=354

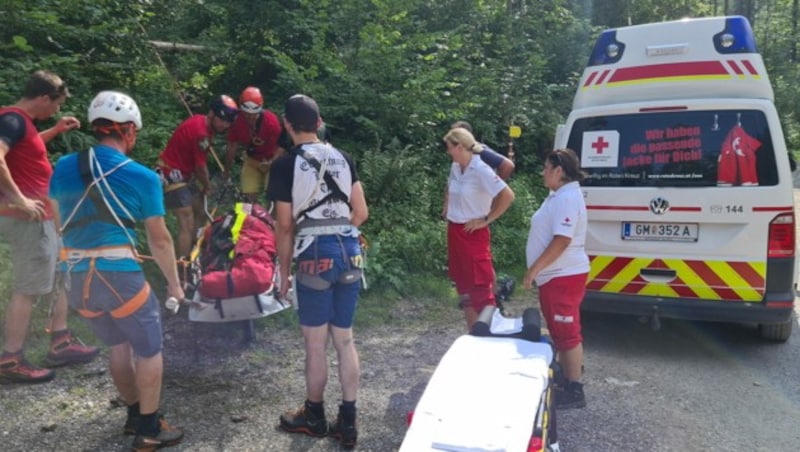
left=156, top=95, right=238, bottom=259
left=225, top=86, right=284, bottom=203
left=0, top=70, right=99, bottom=384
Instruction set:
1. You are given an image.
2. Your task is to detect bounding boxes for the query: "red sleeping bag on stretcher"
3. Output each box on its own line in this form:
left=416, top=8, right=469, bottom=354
left=198, top=203, right=276, bottom=299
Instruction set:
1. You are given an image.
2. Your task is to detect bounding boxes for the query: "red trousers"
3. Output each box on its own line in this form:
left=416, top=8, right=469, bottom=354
left=447, top=222, right=496, bottom=313
left=538, top=273, right=587, bottom=351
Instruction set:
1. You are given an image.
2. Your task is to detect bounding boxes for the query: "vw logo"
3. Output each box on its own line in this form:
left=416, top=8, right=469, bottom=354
left=649, top=197, right=670, bottom=215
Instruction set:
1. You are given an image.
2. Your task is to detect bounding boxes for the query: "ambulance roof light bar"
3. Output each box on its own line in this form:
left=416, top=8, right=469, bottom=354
left=587, top=16, right=757, bottom=68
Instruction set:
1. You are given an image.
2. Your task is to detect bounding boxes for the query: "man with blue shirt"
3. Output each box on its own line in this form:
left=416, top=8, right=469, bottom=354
left=50, top=91, right=184, bottom=450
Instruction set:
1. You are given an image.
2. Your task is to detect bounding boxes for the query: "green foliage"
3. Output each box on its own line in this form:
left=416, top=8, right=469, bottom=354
left=2, top=0, right=800, bottom=302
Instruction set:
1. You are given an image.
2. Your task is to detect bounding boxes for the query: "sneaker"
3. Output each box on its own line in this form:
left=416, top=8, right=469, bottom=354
left=43, top=331, right=100, bottom=368
left=555, top=381, right=586, bottom=410
left=131, top=416, right=184, bottom=451
left=279, top=405, right=328, bottom=437
left=0, top=353, right=55, bottom=384
left=329, top=414, right=358, bottom=449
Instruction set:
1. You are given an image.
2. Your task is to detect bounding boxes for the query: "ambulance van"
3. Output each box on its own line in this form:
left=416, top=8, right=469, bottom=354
left=554, top=16, right=797, bottom=341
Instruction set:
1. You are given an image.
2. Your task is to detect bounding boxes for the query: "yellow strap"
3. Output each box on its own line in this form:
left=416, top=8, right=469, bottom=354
left=164, top=182, right=188, bottom=192
left=226, top=203, right=248, bottom=259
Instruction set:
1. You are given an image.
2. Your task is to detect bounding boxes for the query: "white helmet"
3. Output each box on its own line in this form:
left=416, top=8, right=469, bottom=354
left=88, top=91, right=142, bottom=130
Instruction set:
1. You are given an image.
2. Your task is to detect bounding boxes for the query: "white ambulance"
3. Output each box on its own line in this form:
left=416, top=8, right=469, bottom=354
left=554, top=16, right=797, bottom=340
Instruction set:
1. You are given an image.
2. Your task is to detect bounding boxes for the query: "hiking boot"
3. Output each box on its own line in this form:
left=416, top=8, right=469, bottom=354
left=124, top=414, right=140, bottom=436
left=0, top=353, right=55, bottom=384
left=551, top=362, right=567, bottom=389
left=555, top=381, right=586, bottom=410
left=43, top=331, right=100, bottom=368
left=279, top=404, right=328, bottom=437
left=329, top=414, right=358, bottom=449
left=131, top=416, right=184, bottom=451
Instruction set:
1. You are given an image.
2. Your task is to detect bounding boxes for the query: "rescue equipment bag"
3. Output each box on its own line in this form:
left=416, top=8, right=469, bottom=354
left=198, top=203, right=276, bottom=299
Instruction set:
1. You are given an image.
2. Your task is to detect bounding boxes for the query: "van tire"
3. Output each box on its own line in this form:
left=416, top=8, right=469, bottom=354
left=758, top=319, right=793, bottom=342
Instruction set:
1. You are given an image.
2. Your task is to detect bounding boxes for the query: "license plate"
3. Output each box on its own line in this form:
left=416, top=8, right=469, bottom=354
left=622, top=222, right=699, bottom=242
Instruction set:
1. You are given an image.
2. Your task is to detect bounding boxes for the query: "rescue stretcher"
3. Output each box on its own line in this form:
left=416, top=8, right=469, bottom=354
left=401, top=306, right=558, bottom=452
left=168, top=197, right=289, bottom=327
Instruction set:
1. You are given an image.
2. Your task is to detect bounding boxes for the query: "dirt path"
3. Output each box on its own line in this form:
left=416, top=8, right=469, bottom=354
left=0, top=299, right=467, bottom=451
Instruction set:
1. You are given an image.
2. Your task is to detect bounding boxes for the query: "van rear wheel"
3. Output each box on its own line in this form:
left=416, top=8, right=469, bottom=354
left=758, top=318, right=793, bottom=342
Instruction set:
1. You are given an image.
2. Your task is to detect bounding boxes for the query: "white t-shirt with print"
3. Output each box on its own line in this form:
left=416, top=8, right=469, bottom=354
left=525, top=181, right=589, bottom=286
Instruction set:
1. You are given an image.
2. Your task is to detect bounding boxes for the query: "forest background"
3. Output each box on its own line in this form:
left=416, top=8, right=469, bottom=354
left=1, top=0, right=799, bottom=297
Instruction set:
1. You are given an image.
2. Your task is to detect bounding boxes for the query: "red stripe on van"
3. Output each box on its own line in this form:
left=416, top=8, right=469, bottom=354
left=752, top=206, right=793, bottom=212
left=684, top=260, right=740, bottom=300
left=586, top=205, right=700, bottom=212
left=649, top=259, right=667, bottom=269
left=595, top=69, right=612, bottom=85
left=620, top=275, right=648, bottom=294
left=587, top=255, right=634, bottom=290
left=639, top=106, right=688, bottom=112
left=726, top=60, right=744, bottom=75
left=741, top=59, right=759, bottom=76
left=727, top=261, right=766, bottom=289
left=670, top=276, right=700, bottom=298
left=586, top=205, right=649, bottom=211
left=583, top=71, right=599, bottom=87
left=609, top=61, right=728, bottom=83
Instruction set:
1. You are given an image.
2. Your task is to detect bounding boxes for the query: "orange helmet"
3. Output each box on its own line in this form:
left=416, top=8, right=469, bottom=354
left=239, top=86, right=263, bottom=113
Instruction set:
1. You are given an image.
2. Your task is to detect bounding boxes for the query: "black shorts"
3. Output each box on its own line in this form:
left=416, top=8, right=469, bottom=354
left=164, top=184, right=193, bottom=209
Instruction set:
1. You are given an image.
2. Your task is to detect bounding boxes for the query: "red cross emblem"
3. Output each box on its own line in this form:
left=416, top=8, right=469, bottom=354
left=591, top=136, right=610, bottom=154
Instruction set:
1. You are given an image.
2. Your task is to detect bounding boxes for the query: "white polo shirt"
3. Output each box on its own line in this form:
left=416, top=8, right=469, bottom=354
left=525, top=181, right=589, bottom=286
left=446, top=155, right=507, bottom=224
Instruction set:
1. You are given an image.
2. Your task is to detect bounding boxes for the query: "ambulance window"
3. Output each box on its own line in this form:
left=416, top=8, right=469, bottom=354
left=568, top=110, right=779, bottom=187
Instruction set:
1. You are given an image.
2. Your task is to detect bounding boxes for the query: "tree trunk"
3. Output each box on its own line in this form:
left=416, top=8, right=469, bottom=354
left=793, top=0, right=799, bottom=62
left=148, top=40, right=210, bottom=52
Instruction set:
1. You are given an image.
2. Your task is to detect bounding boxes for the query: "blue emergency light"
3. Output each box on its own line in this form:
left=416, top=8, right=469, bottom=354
left=587, top=30, right=624, bottom=66
left=713, top=16, right=758, bottom=54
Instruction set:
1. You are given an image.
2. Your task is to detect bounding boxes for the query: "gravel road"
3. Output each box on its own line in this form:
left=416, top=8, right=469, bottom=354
left=554, top=187, right=800, bottom=451
left=4, top=294, right=800, bottom=452
left=0, top=299, right=468, bottom=452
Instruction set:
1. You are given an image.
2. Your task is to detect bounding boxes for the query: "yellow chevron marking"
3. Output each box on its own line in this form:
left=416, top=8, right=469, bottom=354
left=589, top=256, right=764, bottom=301
left=662, top=258, right=719, bottom=299
left=588, top=255, right=614, bottom=280
left=705, top=260, right=763, bottom=301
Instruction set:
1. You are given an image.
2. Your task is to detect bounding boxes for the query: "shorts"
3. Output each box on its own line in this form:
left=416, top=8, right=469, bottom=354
left=295, top=234, right=362, bottom=328
left=164, top=184, right=193, bottom=209
left=538, top=273, right=587, bottom=351
left=0, top=218, right=57, bottom=295
left=241, top=156, right=270, bottom=195
left=65, top=271, right=163, bottom=358
left=447, top=222, right=496, bottom=313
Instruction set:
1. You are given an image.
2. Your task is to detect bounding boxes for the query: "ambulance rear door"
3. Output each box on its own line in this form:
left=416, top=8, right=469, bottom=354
left=562, top=99, right=796, bottom=325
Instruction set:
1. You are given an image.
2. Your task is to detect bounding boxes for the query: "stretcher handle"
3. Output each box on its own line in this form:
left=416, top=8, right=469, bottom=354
left=165, top=297, right=182, bottom=314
